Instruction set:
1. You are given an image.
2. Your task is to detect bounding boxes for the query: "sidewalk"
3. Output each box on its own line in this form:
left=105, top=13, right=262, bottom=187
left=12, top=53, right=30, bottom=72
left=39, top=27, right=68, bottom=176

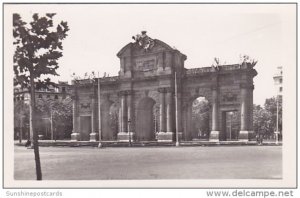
left=14, top=139, right=282, bottom=147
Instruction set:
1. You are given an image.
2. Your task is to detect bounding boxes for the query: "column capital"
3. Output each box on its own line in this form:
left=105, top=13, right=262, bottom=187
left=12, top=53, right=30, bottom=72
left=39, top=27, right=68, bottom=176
left=158, top=87, right=166, bottom=93
left=158, top=87, right=173, bottom=93
left=89, top=94, right=96, bottom=99
left=165, top=87, right=173, bottom=93
left=119, top=90, right=133, bottom=96
left=211, top=85, right=218, bottom=91
left=71, top=95, right=78, bottom=100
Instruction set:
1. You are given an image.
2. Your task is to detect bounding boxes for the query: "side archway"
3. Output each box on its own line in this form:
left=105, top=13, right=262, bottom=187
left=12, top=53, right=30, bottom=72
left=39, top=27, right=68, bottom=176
left=135, top=97, right=156, bottom=141
left=101, top=100, right=118, bottom=140
left=183, top=96, right=211, bottom=140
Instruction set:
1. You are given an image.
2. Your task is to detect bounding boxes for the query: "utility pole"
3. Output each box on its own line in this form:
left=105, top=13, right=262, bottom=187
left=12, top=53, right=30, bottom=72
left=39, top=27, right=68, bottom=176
left=19, top=115, right=23, bottom=143
left=98, top=73, right=102, bottom=148
left=275, top=95, right=279, bottom=145
left=175, top=72, right=179, bottom=147
left=50, top=109, right=53, bottom=141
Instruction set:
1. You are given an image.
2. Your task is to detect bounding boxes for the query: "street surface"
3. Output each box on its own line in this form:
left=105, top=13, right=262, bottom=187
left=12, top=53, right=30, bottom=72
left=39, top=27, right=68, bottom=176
left=14, top=145, right=282, bottom=180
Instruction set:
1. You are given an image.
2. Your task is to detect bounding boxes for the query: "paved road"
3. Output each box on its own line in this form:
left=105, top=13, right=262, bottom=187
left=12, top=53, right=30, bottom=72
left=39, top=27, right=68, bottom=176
left=14, top=145, right=282, bottom=180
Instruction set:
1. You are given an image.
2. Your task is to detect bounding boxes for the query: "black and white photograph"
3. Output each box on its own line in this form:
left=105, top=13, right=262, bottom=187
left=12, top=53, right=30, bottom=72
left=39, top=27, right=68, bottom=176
left=2, top=2, right=297, bottom=192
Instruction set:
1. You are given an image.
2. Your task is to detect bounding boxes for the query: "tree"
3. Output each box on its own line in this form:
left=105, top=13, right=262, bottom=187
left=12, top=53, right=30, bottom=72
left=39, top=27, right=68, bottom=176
left=192, top=98, right=210, bottom=138
left=14, top=99, right=29, bottom=141
left=35, top=97, right=72, bottom=140
left=253, top=96, right=282, bottom=138
left=253, top=104, right=273, bottom=137
left=13, top=13, right=69, bottom=180
left=264, top=96, right=282, bottom=133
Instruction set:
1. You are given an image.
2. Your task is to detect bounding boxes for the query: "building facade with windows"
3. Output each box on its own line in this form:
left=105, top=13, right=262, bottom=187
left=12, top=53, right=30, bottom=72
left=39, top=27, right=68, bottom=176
left=14, top=81, right=72, bottom=140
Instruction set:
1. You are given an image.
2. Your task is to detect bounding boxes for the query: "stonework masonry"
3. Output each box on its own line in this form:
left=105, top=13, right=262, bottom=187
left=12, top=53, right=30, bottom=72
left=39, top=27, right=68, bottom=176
left=71, top=33, right=257, bottom=142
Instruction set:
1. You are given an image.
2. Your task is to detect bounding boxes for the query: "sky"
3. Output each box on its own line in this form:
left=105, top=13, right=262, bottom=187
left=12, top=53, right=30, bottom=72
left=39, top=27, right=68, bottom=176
left=6, top=4, right=296, bottom=105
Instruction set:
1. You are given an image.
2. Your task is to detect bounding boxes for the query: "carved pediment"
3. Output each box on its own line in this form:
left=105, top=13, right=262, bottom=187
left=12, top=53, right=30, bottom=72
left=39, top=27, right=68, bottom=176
left=117, top=32, right=174, bottom=58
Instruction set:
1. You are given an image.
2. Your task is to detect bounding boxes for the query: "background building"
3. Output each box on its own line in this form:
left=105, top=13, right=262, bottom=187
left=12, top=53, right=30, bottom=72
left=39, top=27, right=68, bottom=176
left=14, top=81, right=73, bottom=141
left=273, top=66, right=283, bottom=142
left=273, top=66, right=283, bottom=96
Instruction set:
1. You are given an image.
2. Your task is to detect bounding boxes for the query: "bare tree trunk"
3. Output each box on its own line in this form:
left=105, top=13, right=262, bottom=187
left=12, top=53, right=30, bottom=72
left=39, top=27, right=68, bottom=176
left=29, top=75, right=42, bottom=180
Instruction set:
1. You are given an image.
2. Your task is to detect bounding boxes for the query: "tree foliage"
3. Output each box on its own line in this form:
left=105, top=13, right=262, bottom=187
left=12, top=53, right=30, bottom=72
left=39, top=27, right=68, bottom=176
left=253, top=96, right=282, bottom=137
left=192, top=98, right=210, bottom=138
left=35, top=97, right=73, bottom=139
left=13, top=13, right=69, bottom=89
left=14, top=99, right=29, bottom=139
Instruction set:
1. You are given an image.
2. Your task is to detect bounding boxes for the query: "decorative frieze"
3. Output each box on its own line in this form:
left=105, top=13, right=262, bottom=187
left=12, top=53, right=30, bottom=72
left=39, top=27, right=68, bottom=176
left=222, top=92, right=237, bottom=102
left=81, top=103, right=90, bottom=109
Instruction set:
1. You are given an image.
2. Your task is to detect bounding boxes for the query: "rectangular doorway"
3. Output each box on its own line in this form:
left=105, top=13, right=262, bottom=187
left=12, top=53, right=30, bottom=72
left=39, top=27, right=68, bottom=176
left=80, top=116, right=91, bottom=141
left=221, top=111, right=239, bottom=141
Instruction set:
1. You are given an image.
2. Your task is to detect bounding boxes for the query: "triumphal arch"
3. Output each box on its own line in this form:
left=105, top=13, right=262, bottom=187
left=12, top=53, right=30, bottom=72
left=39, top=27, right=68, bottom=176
left=71, top=32, right=257, bottom=142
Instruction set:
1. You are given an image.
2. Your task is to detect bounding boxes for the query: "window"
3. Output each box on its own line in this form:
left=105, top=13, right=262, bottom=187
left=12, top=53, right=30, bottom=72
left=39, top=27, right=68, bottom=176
left=279, top=87, right=283, bottom=92
left=38, top=94, right=42, bottom=98
left=47, top=95, right=50, bottom=98
left=279, top=79, right=282, bottom=84
left=54, top=95, right=58, bottom=99
left=62, top=87, right=66, bottom=93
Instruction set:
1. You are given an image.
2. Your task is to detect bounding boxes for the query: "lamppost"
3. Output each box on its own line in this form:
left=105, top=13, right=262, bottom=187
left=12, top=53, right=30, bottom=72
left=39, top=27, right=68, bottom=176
left=273, top=66, right=282, bottom=145
left=128, top=118, right=132, bottom=147
left=175, top=72, right=179, bottom=147
left=275, top=95, right=279, bottom=145
left=19, top=115, right=24, bottom=143
left=228, top=112, right=234, bottom=140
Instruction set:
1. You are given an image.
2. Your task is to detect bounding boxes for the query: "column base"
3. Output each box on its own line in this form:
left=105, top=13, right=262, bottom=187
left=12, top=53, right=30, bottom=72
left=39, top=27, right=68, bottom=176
left=71, top=133, right=80, bottom=141
left=89, top=133, right=98, bottom=142
left=209, top=131, right=220, bottom=142
left=157, top=132, right=174, bottom=142
left=239, top=131, right=254, bottom=141
left=117, top=132, right=135, bottom=142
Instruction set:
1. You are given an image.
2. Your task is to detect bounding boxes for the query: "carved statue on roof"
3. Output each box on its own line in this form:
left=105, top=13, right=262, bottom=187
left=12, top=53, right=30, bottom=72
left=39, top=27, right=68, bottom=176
left=132, top=31, right=155, bottom=51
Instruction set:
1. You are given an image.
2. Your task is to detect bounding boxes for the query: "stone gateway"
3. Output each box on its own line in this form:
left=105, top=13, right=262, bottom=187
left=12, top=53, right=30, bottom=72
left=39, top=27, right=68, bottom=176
left=71, top=32, right=257, bottom=142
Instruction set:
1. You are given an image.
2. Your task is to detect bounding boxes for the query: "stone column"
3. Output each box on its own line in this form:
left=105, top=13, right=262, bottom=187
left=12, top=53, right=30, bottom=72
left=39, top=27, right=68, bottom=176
left=121, top=94, right=127, bottom=132
left=71, top=83, right=80, bottom=141
left=176, top=92, right=183, bottom=140
left=159, top=89, right=166, bottom=132
left=127, top=91, right=134, bottom=140
left=185, top=104, right=192, bottom=140
left=157, top=88, right=173, bottom=142
left=209, top=86, right=220, bottom=142
left=117, top=91, right=130, bottom=141
left=89, top=95, right=98, bottom=141
left=166, top=90, right=173, bottom=132
left=239, top=84, right=254, bottom=141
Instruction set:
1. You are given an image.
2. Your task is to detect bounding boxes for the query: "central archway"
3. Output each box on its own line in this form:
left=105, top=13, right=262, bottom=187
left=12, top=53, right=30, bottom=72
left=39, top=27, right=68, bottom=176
left=136, top=97, right=156, bottom=141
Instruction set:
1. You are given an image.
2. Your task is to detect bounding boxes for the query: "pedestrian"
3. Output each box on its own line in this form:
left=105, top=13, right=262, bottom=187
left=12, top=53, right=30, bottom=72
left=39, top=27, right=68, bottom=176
left=256, top=133, right=259, bottom=144
left=25, top=139, right=31, bottom=147
left=260, top=135, right=263, bottom=145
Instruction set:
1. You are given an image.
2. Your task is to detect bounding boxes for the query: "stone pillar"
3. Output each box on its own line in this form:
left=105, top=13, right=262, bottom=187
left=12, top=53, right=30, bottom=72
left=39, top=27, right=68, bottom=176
left=127, top=92, right=134, bottom=140
left=117, top=91, right=130, bottom=141
left=239, top=84, right=254, bottom=141
left=176, top=92, right=183, bottom=140
left=121, top=94, right=127, bottom=132
left=71, top=83, right=80, bottom=141
left=249, top=86, right=254, bottom=137
left=166, top=91, right=173, bottom=132
left=184, top=104, right=192, bottom=141
left=157, top=88, right=173, bottom=142
left=209, top=86, right=220, bottom=142
left=89, top=95, right=98, bottom=141
left=159, top=89, right=166, bottom=132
